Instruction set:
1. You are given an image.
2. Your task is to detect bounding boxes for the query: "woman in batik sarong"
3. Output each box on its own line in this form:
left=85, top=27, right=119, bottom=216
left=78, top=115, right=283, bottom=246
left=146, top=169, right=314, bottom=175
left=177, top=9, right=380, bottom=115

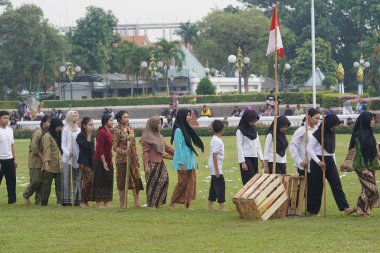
left=112, top=110, right=144, bottom=208
left=169, top=108, right=204, bottom=210
left=349, top=111, right=380, bottom=216
left=140, top=116, right=174, bottom=208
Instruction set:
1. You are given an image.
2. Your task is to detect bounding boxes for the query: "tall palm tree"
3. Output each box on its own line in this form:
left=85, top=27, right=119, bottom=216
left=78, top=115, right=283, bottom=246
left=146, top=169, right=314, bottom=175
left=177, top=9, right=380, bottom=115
left=362, top=30, right=380, bottom=90
left=175, top=21, right=198, bottom=51
left=124, top=41, right=151, bottom=96
left=155, top=38, right=185, bottom=95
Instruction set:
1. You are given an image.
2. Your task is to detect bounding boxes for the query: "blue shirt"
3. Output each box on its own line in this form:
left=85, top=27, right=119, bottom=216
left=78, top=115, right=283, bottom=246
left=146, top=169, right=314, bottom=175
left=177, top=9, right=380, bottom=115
left=172, top=128, right=197, bottom=171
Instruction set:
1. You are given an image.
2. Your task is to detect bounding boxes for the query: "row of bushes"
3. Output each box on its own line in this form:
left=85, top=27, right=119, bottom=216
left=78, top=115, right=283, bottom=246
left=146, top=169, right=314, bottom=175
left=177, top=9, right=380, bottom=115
left=2, top=92, right=377, bottom=110
left=14, top=124, right=374, bottom=139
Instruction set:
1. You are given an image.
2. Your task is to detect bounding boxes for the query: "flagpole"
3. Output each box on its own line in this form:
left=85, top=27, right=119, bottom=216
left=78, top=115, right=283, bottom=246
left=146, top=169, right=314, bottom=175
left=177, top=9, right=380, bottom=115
left=273, top=3, right=278, bottom=174
left=311, top=0, right=316, bottom=108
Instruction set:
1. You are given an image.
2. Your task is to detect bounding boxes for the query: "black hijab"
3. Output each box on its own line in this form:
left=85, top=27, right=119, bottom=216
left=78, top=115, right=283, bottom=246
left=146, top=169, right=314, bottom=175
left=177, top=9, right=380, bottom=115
left=313, top=114, right=343, bottom=154
left=237, top=109, right=260, bottom=140
left=266, top=116, right=291, bottom=157
left=171, top=108, right=204, bottom=156
left=349, top=112, right=377, bottom=166
left=49, top=117, right=63, bottom=154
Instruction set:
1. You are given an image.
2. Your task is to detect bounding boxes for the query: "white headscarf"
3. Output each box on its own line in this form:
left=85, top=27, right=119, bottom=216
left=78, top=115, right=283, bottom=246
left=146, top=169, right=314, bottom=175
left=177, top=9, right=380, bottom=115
left=64, top=110, right=79, bottom=131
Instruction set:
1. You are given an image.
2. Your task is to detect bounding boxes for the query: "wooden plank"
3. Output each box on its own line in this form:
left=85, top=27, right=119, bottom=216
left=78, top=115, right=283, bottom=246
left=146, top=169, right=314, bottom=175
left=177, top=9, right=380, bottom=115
left=262, top=192, right=288, bottom=221
left=257, top=183, right=285, bottom=214
left=253, top=177, right=283, bottom=205
left=233, top=173, right=261, bottom=199
left=247, top=174, right=278, bottom=200
left=288, top=178, right=299, bottom=215
left=296, top=177, right=306, bottom=215
left=241, top=173, right=271, bottom=199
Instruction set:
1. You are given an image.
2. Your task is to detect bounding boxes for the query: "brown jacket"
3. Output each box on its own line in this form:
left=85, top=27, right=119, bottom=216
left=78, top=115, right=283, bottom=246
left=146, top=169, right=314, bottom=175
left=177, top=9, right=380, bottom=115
left=42, top=132, right=62, bottom=173
left=28, top=128, right=45, bottom=169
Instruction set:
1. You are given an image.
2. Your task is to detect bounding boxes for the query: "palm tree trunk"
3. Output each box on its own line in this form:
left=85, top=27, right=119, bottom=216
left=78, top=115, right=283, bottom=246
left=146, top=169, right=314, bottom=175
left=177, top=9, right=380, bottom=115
left=131, top=73, right=135, bottom=97
left=166, top=66, right=170, bottom=95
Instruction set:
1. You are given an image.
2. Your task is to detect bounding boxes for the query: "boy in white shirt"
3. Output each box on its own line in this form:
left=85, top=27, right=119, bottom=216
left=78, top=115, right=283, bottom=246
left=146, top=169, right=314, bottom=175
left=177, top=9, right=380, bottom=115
left=207, top=120, right=227, bottom=211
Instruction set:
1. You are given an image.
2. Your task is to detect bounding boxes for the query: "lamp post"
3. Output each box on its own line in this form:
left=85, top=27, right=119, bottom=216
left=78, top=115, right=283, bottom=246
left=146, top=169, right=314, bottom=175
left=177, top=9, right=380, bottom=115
left=170, top=75, right=175, bottom=92
left=282, top=63, right=291, bottom=90
left=353, top=54, right=370, bottom=95
left=228, top=47, right=250, bottom=94
left=142, top=54, right=163, bottom=95
left=140, top=61, right=148, bottom=95
left=59, top=63, right=81, bottom=100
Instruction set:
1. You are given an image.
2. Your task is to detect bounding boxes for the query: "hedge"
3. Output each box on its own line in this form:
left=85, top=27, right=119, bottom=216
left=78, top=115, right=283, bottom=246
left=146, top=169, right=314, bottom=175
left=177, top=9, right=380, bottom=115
left=1, top=92, right=374, bottom=110
left=14, top=124, right=372, bottom=139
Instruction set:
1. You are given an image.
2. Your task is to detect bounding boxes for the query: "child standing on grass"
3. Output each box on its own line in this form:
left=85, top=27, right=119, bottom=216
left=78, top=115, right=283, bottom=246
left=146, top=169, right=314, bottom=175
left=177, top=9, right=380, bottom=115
left=207, top=120, right=227, bottom=211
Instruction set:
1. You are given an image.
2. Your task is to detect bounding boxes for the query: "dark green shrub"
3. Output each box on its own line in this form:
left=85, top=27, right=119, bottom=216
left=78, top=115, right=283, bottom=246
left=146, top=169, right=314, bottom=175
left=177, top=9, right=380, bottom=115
left=196, top=78, right=216, bottom=95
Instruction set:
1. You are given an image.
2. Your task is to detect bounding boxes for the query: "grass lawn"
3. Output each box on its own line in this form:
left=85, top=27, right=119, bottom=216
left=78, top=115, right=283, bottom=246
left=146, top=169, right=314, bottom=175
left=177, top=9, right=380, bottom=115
left=1, top=135, right=379, bottom=253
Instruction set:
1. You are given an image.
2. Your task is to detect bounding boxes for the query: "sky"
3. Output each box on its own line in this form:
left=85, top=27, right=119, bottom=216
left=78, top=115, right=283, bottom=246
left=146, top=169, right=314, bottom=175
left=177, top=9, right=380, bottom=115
left=9, top=0, right=242, bottom=27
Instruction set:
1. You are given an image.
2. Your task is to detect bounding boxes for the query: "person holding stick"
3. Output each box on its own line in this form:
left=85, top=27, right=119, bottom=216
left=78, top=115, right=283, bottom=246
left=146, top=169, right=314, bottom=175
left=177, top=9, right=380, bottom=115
left=76, top=117, right=95, bottom=208
left=140, top=116, right=174, bottom=208
left=307, top=114, right=353, bottom=215
left=264, top=116, right=291, bottom=174
left=61, top=111, right=81, bottom=206
left=236, top=109, right=263, bottom=185
left=112, top=110, right=143, bottom=208
left=169, top=108, right=204, bottom=210
left=93, top=114, right=114, bottom=208
left=348, top=112, right=380, bottom=217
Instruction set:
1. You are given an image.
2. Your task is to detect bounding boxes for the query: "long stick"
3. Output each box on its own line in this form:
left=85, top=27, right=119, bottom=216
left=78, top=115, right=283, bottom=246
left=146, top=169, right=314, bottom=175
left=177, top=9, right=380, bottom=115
left=272, top=3, right=279, bottom=174
left=124, top=139, right=131, bottom=208
left=70, top=129, right=74, bottom=207
left=321, top=114, right=326, bottom=217
left=304, top=111, right=309, bottom=215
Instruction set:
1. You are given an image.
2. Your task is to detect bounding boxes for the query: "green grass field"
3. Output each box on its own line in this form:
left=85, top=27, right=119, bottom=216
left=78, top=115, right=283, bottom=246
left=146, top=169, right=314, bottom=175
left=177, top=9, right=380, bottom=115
left=1, top=135, right=379, bottom=253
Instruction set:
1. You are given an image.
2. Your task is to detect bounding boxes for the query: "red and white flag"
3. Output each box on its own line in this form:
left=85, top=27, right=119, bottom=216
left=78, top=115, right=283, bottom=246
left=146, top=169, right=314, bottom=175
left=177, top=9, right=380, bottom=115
left=266, top=6, right=284, bottom=59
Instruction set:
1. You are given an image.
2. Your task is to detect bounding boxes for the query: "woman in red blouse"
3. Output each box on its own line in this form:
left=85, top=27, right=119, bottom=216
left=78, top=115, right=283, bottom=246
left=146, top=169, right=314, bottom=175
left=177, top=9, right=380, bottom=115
left=93, top=114, right=114, bottom=208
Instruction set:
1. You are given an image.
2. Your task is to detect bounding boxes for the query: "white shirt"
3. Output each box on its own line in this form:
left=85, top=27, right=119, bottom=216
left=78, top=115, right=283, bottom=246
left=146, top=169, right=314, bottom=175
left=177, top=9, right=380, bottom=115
left=0, top=127, right=14, bottom=160
left=307, top=135, right=335, bottom=165
left=236, top=129, right=263, bottom=164
left=264, top=133, right=287, bottom=163
left=61, top=127, right=81, bottom=168
left=208, top=135, right=224, bottom=175
left=289, top=125, right=317, bottom=171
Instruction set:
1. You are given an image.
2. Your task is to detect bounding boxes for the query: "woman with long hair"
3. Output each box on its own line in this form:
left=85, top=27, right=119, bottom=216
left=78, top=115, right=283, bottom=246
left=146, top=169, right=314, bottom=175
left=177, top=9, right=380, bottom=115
left=169, top=108, right=204, bottom=210
left=140, top=116, right=174, bottom=208
left=236, top=109, right=263, bottom=185
left=93, top=114, right=114, bottom=208
left=349, top=112, right=380, bottom=216
left=61, top=110, right=81, bottom=206
left=76, top=117, right=94, bottom=208
left=307, top=114, right=353, bottom=215
left=264, top=116, right=291, bottom=174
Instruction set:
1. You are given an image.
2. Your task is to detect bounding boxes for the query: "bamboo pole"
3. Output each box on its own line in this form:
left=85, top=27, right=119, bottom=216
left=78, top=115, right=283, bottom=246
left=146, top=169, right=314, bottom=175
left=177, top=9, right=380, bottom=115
left=124, top=139, right=131, bottom=208
left=321, top=114, right=326, bottom=217
left=304, top=111, right=309, bottom=215
left=70, top=129, right=74, bottom=207
left=272, top=3, right=279, bottom=174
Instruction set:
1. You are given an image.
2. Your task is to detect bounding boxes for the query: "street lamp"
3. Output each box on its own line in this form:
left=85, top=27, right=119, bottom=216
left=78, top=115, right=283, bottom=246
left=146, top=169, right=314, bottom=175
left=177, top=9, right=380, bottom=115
left=59, top=63, right=81, bottom=100
left=283, top=63, right=291, bottom=90
left=170, top=75, right=175, bottom=92
left=141, top=54, right=163, bottom=95
left=228, top=47, right=250, bottom=94
left=353, top=54, right=370, bottom=95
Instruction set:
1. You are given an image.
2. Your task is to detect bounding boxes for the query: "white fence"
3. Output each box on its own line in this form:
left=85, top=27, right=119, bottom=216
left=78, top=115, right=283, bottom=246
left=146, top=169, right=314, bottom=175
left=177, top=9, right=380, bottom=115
left=17, top=114, right=359, bottom=130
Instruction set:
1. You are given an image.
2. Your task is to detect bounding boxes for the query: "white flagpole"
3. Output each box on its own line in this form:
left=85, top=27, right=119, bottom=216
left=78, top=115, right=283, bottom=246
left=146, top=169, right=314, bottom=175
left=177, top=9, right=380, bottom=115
left=311, top=0, right=316, bottom=108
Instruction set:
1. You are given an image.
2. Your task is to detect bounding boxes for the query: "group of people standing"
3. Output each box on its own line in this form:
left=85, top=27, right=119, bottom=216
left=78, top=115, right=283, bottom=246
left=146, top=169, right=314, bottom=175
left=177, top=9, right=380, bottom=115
left=0, top=106, right=379, bottom=217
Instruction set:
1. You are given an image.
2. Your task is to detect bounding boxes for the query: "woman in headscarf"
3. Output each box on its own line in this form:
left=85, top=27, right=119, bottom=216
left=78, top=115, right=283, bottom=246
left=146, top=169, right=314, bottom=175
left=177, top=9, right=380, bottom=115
left=41, top=118, right=64, bottom=206
left=140, top=116, right=174, bottom=208
left=307, top=114, right=353, bottom=215
left=61, top=110, right=81, bottom=206
left=264, top=116, right=291, bottom=174
left=236, top=109, right=263, bottom=185
left=169, top=108, right=204, bottom=210
left=93, top=114, right=114, bottom=208
left=349, top=111, right=380, bottom=216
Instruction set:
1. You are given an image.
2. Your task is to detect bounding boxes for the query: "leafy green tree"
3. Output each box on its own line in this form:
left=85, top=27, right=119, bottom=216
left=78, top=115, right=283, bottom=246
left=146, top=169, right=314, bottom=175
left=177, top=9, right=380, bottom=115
left=196, top=77, right=216, bottom=95
left=175, top=21, right=198, bottom=51
left=0, top=0, right=10, bottom=6
left=362, top=30, right=380, bottom=91
left=0, top=4, right=67, bottom=97
left=66, top=6, right=118, bottom=74
left=290, top=38, right=337, bottom=86
left=154, top=38, right=185, bottom=95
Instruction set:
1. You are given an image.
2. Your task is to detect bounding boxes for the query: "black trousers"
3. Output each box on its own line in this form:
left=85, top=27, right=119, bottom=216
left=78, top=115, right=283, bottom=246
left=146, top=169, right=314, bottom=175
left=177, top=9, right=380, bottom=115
left=0, top=159, right=16, bottom=204
left=308, top=156, right=349, bottom=214
left=239, top=157, right=258, bottom=185
left=268, top=162, right=287, bottom=174
left=208, top=175, right=225, bottom=203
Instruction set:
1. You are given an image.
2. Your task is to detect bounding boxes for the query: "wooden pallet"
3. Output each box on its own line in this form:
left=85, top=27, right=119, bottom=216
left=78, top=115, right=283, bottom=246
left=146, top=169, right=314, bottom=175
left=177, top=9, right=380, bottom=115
left=232, top=173, right=289, bottom=221
left=285, top=175, right=306, bottom=216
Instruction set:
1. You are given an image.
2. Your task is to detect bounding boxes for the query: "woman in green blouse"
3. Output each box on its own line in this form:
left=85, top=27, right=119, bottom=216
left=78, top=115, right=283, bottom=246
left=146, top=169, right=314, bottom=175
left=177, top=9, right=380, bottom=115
left=349, top=111, right=380, bottom=216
